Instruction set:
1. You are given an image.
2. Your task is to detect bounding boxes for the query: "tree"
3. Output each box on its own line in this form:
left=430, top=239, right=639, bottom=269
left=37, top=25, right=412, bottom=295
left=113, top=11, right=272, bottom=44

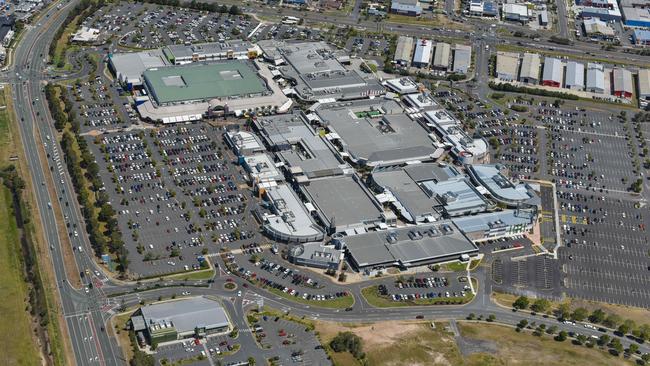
left=597, top=334, right=610, bottom=346
left=575, top=334, right=588, bottom=345
left=571, top=307, right=589, bottom=322
left=530, top=298, right=550, bottom=313
left=546, top=325, right=558, bottom=335
left=588, top=309, right=606, bottom=324
left=555, top=331, right=567, bottom=342
left=330, top=332, right=364, bottom=359
left=603, top=313, right=622, bottom=328
left=517, top=319, right=529, bottom=329
left=618, top=319, right=636, bottom=335
left=629, top=343, right=639, bottom=355
left=487, top=314, right=496, bottom=322
left=557, top=303, right=571, bottom=320
left=247, top=357, right=256, bottom=366
left=513, top=296, right=530, bottom=310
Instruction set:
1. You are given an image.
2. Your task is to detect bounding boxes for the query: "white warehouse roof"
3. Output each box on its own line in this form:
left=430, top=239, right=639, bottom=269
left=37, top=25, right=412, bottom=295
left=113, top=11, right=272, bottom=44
left=565, top=61, right=585, bottom=89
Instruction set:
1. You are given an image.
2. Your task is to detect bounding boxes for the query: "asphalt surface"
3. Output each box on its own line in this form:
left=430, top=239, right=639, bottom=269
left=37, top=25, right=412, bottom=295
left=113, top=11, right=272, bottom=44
left=5, top=2, right=650, bottom=366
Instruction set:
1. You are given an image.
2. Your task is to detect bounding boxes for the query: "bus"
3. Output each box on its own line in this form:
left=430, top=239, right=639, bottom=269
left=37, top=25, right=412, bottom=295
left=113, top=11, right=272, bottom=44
left=282, top=16, right=300, bottom=25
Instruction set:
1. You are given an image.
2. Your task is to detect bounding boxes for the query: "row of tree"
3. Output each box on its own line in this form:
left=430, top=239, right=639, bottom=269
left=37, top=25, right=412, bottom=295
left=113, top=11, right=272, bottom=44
left=512, top=295, right=650, bottom=340
left=45, top=85, right=129, bottom=273
left=134, top=0, right=241, bottom=15
left=489, top=81, right=580, bottom=101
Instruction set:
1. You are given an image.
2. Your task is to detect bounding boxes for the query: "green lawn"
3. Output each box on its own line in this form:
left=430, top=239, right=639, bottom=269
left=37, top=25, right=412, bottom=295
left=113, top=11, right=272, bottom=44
left=362, top=286, right=472, bottom=308
left=443, top=261, right=468, bottom=272
left=165, top=268, right=215, bottom=281
left=0, top=186, right=43, bottom=365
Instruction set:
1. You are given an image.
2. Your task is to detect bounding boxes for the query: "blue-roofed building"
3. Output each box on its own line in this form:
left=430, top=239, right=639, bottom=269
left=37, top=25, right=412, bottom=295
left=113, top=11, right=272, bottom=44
left=467, top=164, right=540, bottom=208
left=633, top=29, right=650, bottom=46
left=623, top=7, right=650, bottom=28
left=483, top=1, right=498, bottom=17
left=284, top=0, right=308, bottom=4
left=453, top=209, right=535, bottom=242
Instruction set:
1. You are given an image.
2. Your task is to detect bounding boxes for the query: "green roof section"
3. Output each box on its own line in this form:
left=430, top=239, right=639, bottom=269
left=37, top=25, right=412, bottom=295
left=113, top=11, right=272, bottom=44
left=143, top=61, right=267, bottom=104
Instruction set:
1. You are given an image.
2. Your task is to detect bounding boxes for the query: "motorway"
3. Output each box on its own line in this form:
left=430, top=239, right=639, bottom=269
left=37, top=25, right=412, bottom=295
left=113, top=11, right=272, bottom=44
left=4, top=1, right=650, bottom=365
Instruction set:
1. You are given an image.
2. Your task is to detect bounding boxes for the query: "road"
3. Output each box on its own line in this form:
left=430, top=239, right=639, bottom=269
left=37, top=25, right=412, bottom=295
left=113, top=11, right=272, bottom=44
left=4, top=1, right=650, bottom=365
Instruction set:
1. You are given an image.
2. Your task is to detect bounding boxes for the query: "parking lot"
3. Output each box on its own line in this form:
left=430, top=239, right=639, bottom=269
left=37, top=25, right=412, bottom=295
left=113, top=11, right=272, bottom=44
left=221, top=249, right=355, bottom=307
left=248, top=314, right=330, bottom=365
left=83, top=2, right=260, bottom=49
left=67, top=76, right=133, bottom=134
left=86, top=124, right=259, bottom=277
left=154, top=335, right=247, bottom=366
left=374, top=273, right=472, bottom=303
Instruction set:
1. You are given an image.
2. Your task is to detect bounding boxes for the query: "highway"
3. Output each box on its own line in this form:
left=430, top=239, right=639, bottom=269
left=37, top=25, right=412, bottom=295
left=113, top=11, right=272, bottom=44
left=4, top=1, right=650, bottom=365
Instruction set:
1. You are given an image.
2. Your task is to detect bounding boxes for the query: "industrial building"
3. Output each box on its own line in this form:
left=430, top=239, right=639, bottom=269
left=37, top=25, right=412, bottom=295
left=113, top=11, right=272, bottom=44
left=432, top=42, right=451, bottom=70
left=579, top=0, right=622, bottom=21
left=403, top=92, right=438, bottom=111
left=253, top=112, right=350, bottom=180
left=613, top=68, right=634, bottom=98
left=633, top=29, right=650, bottom=45
left=390, top=0, right=422, bottom=15
left=452, top=209, right=535, bottom=243
left=495, top=51, right=520, bottom=81
left=583, top=17, right=616, bottom=40
left=586, top=62, right=606, bottom=93
left=503, top=3, right=531, bottom=22
left=261, top=184, right=326, bottom=243
left=519, top=53, right=541, bottom=84
left=311, top=99, right=443, bottom=167
left=394, top=36, right=415, bottom=66
left=385, top=77, right=419, bottom=94
left=300, top=174, right=387, bottom=234
left=424, top=109, right=489, bottom=164
left=288, top=243, right=342, bottom=269
left=638, top=69, right=650, bottom=107
left=466, top=164, right=540, bottom=208
left=257, top=40, right=385, bottom=102
left=162, top=40, right=259, bottom=64
left=623, top=6, right=650, bottom=28
left=370, top=163, right=490, bottom=223
left=452, top=44, right=472, bottom=74
left=539, top=10, right=549, bottom=26
left=336, top=221, right=479, bottom=271
left=412, top=39, right=433, bottom=68
left=565, top=61, right=585, bottom=90
left=130, top=297, right=231, bottom=346
left=542, top=57, right=563, bottom=87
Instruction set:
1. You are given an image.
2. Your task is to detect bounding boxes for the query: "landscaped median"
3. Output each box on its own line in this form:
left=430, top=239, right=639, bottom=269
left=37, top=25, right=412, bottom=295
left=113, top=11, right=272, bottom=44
left=361, top=285, right=473, bottom=308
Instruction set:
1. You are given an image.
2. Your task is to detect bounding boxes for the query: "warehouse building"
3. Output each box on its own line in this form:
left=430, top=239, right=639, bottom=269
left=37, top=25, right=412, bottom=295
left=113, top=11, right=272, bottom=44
left=300, top=174, right=387, bottom=234
left=466, top=164, right=540, bottom=208
left=613, top=68, right=634, bottom=98
left=638, top=69, right=650, bottom=107
left=452, top=209, right=535, bottom=243
left=311, top=99, right=443, bottom=167
left=539, top=10, right=549, bottom=26
left=130, top=297, right=231, bottom=346
left=519, top=53, right=541, bottom=84
left=163, top=41, right=259, bottom=64
left=394, top=36, right=415, bottom=66
left=253, top=112, right=350, bottom=180
left=257, top=40, right=385, bottom=102
left=469, top=0, right=484, bottom=16
left=633, top=29, right=650, bottom=45
left=495, top=51, right=520, bottom=81
left=262, top=184, right=326, bottom=243
left=288, top=243, right=342, bottom=269
left=586, top=62, right=606, bottom=93
left=565, top=61, right=585, bottom=90
left=503, top=3, right=531, bottom=22
left=433, top=42, right=451, bottom=70
left=413, top=39, right=433, bottom=68
left=336, top=221, right=478, bottom=271
left=583, top=17, right=616, bottom=40
left=623, top=7, right=650, bottom=28
left=391, top=0, right=422, bottom=15
left=542, top=57, right=563, bottom=87
left=452, top=44, right=472, bottom=74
